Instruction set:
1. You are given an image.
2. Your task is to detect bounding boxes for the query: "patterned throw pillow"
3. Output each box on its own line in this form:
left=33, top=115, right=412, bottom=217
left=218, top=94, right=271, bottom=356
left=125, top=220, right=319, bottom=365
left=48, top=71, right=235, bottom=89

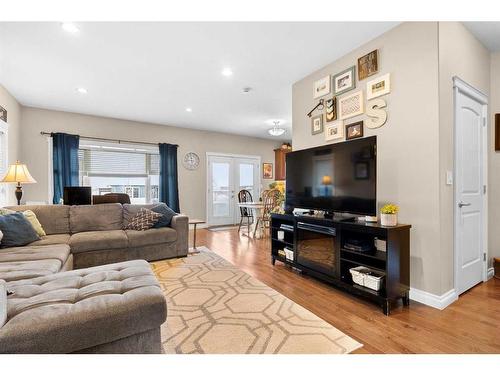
left=126, top=208, right=163, bottom=231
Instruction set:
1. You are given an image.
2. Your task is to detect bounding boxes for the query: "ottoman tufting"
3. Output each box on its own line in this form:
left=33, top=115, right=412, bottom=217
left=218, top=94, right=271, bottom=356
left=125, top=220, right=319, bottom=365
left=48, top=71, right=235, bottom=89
left=0, top=260, right=167, bottom=353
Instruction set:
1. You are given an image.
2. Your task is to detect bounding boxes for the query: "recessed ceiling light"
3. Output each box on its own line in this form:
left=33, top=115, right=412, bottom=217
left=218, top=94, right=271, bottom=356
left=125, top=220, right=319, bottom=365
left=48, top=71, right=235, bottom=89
left=221, top=68, right=233, bottom=77
left=75, top=87, right=88, bottom=94
left=61, top=22, right=79, bottom=33
left=185, top=107, right=192, bottom=112
left=242, top=87, right=252, bottom=93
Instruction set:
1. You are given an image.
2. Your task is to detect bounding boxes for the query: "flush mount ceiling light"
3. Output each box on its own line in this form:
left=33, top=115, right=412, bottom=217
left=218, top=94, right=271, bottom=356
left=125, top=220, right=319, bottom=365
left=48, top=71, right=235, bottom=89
left=221, top=68, right=233, bottom=77
left=268, top=121, right=286, bottom=137
left=75, top=87, right=88, bottom=94
left=185, top=107, right=192, bottom=112
left=61, top=22, right=79, bottom=33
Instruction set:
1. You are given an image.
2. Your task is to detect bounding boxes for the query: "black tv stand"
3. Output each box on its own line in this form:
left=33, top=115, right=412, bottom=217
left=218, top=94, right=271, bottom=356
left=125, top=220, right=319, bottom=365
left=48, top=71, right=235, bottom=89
left=270, top=213, right=411, bottom=315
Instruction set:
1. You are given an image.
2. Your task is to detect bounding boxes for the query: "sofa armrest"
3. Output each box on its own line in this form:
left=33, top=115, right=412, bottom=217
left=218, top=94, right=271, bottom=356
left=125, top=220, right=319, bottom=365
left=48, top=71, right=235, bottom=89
left=171, top=215, right=189, bottom=256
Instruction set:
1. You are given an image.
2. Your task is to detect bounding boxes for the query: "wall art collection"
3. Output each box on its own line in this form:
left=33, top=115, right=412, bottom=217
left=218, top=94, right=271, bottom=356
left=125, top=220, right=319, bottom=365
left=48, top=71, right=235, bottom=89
left=309, top=48, right=390, bottom=142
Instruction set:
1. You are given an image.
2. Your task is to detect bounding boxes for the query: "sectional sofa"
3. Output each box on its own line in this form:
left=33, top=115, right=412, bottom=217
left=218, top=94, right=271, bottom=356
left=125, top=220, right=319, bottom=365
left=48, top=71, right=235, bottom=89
left=0, top=203, right=189, bottom=353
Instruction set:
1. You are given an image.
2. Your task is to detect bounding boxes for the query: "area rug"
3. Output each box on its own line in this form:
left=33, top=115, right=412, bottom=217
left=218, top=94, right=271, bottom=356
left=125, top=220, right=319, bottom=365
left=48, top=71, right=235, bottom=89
left=151, top=247, right=362, bottom=354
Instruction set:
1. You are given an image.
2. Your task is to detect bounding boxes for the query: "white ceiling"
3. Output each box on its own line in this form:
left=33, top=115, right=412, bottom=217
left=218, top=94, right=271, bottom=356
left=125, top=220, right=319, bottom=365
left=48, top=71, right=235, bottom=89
left=0, top=22, right=398, bottom=140
left=464, top=22, right=500, bottom=52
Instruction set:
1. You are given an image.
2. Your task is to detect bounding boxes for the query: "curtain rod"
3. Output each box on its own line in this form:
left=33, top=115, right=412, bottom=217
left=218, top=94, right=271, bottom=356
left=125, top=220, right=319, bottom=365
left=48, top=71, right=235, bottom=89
left=39, top=131, right=178, bottom=147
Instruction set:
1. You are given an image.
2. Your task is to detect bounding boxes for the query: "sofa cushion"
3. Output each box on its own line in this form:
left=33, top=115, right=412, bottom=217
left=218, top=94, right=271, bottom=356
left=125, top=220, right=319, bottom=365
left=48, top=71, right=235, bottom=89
left=30, top=234, right=71, bottom=247
left=126, top=227, right=177, bottom=248
left=22, top=210, right=47, bottom=237
left=122, top=204, right=156, bottom=228
left=70, top=203, right=123, bottom=233
left=5, top=205, right=70, bottom=235
left=69, top=230, right=128, bottom=254
left=0, top=213, right=40, bottom=248
left=151, top=203, right=177, bottom=228
left=0, top=244, right=71, bottom=282
left=0, top=279, right=6, bottom=329
left=0, top=260, right=167, bottom=353
left=126, top=208, right=162, bottom=231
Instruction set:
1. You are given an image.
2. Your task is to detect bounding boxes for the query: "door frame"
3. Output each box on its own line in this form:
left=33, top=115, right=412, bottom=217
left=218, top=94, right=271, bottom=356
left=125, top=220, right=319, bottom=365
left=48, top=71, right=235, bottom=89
left=206, top=152, right=262, bottom=226
left=453, top=76, right=489, bottom=294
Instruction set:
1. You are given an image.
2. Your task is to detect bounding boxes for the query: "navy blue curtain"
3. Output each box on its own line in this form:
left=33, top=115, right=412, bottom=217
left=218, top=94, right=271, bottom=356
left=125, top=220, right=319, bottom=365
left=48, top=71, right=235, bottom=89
left=52, top=132, right=80, bottom=204
left=159, top=143, right=180, bottom=212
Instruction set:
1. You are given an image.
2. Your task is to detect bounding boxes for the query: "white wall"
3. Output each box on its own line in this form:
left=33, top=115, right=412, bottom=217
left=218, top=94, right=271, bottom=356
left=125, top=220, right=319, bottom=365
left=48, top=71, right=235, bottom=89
left=0, top=84, right=22, bottom=206
left=20, top=107, right=281, bottom=220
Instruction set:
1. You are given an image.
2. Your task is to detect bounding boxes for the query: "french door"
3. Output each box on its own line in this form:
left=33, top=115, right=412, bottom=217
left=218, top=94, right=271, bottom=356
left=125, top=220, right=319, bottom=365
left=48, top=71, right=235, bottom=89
left=207, top=154, right=260, bottom=226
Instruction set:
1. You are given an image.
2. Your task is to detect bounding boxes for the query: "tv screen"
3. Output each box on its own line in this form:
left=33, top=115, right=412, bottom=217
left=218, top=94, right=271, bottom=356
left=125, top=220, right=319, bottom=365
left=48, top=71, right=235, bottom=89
left=64, top=186, right=92, bottom=205
left=285, top=136, right=376, bottom=216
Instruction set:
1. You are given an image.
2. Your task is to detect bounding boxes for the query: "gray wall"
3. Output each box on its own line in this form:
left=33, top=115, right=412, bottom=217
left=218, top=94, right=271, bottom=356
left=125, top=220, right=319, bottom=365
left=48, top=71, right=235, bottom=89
left=19, top=107, right=281, bottom=221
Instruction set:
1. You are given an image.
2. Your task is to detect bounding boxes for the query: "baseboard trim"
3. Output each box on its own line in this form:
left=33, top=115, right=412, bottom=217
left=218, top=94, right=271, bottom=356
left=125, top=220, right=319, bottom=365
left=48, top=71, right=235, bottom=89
left=409, top=288, right=458, bottom=310
left=487, top=267, right=494, bottom=280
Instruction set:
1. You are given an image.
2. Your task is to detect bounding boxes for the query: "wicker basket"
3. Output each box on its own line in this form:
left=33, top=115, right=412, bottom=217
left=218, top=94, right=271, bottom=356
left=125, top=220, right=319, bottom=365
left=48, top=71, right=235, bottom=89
left=495, top=258, right=500, bottom=279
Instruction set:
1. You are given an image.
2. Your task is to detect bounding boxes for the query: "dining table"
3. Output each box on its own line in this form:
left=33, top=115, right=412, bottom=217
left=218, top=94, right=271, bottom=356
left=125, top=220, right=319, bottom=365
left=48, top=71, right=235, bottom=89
left=237, top=202, right=266, bottom=239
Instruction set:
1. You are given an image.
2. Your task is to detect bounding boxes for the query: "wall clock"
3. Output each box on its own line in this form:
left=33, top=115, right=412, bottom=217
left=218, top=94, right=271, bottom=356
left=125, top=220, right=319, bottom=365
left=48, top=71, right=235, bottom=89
left=183, top=152, right=200, bottom=170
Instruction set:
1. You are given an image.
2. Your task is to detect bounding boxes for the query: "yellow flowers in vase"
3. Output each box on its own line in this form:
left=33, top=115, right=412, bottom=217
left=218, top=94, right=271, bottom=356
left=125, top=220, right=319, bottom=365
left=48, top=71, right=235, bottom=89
left=380, top=204, right=399, bottom=226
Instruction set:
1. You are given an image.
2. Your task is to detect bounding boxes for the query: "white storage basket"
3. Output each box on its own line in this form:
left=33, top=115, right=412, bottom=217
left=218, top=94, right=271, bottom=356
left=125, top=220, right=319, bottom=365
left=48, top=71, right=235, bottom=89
left=349, top=266, right=385, bottom=291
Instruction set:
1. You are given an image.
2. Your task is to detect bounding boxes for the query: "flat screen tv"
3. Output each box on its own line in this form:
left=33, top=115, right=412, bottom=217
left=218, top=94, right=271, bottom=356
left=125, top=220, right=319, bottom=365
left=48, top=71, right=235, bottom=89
left=285, top=136, right=376, bottom=216
left=63, top=186, right=92, bottom=205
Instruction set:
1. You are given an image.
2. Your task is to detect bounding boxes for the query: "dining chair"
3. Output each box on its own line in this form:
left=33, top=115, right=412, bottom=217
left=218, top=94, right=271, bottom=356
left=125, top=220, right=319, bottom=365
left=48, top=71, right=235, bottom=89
left=238, top=189, right=254, bottom=233
left=93, top=193, right=131, bottom=205
left=253, top=189, right=280, bottom=237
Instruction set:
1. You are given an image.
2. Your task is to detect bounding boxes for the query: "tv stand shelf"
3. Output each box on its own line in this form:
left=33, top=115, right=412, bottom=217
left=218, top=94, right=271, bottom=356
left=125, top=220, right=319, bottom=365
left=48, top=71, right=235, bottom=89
left=270, top=213, right=411, bottom=315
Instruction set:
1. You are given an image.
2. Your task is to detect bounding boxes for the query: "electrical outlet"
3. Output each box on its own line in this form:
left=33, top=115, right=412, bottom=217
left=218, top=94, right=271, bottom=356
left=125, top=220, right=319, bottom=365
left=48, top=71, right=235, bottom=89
left=446, top=171, right=453, bottom=185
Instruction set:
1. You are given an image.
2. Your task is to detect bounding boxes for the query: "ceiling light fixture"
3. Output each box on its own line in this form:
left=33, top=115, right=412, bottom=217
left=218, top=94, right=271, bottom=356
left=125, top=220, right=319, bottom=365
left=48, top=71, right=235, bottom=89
left=268, top=121, right=286, bottom=137
left=185, top=107, right=192, bottom=112
left=75, top=87, right=88, bottom=94
left=61, top=22, right=79, bottom=33
left=221, top=68, right=233, bottom=77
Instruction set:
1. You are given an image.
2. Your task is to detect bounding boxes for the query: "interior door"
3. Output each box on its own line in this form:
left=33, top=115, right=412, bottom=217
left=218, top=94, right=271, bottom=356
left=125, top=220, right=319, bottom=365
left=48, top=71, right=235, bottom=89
left=455, top=85, right=486, bottom=295
left=207, top=156, right=235, bottom=226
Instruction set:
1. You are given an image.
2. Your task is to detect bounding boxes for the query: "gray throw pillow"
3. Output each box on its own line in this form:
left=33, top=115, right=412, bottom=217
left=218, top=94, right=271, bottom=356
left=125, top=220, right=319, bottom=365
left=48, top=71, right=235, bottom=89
left=0, top=212, right=40, bottom=248
left=151, top=203, right=177, bottom=228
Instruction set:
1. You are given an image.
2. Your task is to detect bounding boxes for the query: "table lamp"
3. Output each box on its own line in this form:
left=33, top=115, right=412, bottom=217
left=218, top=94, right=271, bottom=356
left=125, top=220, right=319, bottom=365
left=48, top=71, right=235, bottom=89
left=0, top=161, right=37, bottom=205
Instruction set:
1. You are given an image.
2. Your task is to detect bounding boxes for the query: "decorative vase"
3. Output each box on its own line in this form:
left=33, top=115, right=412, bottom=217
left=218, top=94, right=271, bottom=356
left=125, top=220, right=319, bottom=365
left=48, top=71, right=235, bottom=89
left=381, top=213, right=398, bottom=226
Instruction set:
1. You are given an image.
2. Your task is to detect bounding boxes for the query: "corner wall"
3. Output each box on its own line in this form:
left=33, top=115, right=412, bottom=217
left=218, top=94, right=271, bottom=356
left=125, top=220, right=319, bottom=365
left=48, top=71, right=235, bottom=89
left=292, top=22, right=443, bottom=294
left=19, top=107, right=280, bottom=220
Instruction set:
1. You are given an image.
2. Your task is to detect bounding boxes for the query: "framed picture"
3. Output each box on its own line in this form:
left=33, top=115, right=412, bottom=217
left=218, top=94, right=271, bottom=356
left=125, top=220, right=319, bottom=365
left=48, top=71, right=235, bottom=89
left=495, top=114, right=500, bottom=151
left=313, top=75, right=331, bottom=99
left=358, top=49, right=378, bottom=80
left=339, top=90, right=364, bottom=120
left=263, top=163, right=273, bottom=179
left=311, top=115, right=323, bottom=135
left=354, top=162, right=369, bottom=180
left=325, top=97, right=337, bottom=122
left=332, top=66, right=355, bottom=96
left=367, top=73, right=391, bottom=100
left=346, top=121, right=364, bottom=140
left=325, top=120, right=344, bottom=142
left=0, top=105, right=6, bottom=122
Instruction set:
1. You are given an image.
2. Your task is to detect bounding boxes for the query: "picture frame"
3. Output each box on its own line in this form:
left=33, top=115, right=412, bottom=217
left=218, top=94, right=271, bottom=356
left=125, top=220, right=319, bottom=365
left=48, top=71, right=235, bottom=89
left=0, top=105, right=6, bottom=122
left=495, top=114, right=500, bottom=151
left=345, top=121, right=364, bottom=140
left=313, top=75, right=331, bottom=99
left=311, top=115, right=323, bottom=135
left=325, top=120, right=344, bottom=142
left=354, top=161, right=369, bottom=180
left=339, top=90, right=364, bottom=120
left=263, top=163, right=273, bottom=179
left=325, top=97, right=337, bottom=122
left=367, top=73, right=391, bottom=100
left=358, top=49, right=378, bottom=81
left=332, top=66, right=356, bottom=96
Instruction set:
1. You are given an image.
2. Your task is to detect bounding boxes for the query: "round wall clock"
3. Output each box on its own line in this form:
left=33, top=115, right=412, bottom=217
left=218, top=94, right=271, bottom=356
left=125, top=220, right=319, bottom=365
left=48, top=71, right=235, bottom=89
left=183, top=152, right=200, bottom=170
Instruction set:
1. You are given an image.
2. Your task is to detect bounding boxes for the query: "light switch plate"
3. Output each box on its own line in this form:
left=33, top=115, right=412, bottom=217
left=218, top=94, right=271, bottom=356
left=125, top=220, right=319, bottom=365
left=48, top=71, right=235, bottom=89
left=446, top=171, right=453, bottom=185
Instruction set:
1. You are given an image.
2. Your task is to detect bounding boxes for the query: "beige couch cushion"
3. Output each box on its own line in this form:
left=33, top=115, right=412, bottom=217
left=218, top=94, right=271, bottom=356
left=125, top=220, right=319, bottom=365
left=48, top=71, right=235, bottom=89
left=0, top=244, right=71, bottom=282
left=69, top=230, right=128, bottom=254
left=5, top=205, right=70, bottom=235
left=30, top=234, right=71, bottom=247
left=70, top=203, right=123, bottom=233
left=126, top=228, right=177, bottom=248
left=1, top=260, right=167, bottom=353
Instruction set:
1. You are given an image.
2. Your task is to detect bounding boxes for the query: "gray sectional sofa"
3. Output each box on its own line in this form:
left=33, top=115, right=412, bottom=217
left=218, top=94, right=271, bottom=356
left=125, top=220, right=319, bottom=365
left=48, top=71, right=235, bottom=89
left=0, top=203, right=189, bottom=353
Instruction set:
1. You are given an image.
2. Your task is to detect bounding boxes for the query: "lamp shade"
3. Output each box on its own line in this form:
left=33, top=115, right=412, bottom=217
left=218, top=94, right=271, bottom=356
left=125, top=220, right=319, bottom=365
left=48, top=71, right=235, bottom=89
left=321, top=175, right=332, bottom=185
left=1, top=161, right=37, bottom=184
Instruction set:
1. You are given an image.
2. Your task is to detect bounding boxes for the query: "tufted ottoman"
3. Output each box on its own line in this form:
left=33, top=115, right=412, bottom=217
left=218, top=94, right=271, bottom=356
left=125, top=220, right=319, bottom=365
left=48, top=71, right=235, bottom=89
left=0, top=260, right=167, bottom=353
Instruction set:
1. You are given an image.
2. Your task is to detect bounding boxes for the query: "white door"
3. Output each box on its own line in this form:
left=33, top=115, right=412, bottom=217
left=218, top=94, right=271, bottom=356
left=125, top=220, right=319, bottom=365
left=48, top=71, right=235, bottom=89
left=454, top=78, right=487, bottom=295
left=207, top=154, right=260, bottom=226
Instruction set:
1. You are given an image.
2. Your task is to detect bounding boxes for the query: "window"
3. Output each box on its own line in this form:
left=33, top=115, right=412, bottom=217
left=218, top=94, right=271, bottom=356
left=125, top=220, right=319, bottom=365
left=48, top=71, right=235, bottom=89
left=78, top=140, right=159, bottom=204
left=0, top=120, right=8, bottom=206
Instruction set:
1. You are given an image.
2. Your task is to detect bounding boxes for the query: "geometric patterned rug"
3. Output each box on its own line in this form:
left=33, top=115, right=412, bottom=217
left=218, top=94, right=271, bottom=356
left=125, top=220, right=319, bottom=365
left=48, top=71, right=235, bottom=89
left=151, top=247, right=362, bottom=354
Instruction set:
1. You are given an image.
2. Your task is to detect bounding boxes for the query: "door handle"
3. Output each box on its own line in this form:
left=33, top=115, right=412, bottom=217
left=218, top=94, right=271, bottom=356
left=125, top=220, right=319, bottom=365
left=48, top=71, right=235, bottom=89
left=458, top=202, right=471, bottom=208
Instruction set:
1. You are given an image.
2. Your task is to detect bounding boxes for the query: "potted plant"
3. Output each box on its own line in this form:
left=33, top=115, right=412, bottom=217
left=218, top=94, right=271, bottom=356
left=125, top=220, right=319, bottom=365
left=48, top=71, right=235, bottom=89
left=380, top=204, right=399, bottom=226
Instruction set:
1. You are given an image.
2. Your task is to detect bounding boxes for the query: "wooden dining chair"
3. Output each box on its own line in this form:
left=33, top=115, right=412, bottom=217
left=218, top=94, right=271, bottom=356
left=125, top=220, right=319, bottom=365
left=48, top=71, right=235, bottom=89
left=238, top=189, right=254, bottom=233
left=253, top=189, right=280, bottom=237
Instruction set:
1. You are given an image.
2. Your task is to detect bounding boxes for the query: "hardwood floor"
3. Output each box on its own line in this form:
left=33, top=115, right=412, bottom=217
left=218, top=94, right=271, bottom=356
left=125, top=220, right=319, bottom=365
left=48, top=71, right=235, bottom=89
left=189, top=227, right=500, bottom=354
